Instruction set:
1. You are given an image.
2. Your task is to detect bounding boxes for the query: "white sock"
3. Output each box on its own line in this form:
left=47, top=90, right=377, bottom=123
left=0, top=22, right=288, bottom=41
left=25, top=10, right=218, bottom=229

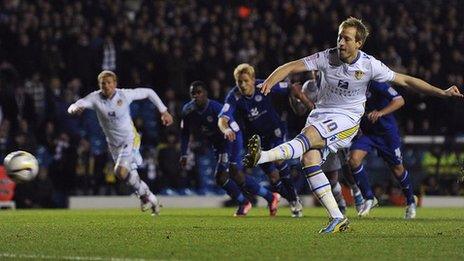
left=305, top=167, right=344, bottom=219
left=258, top=133, right=310, bottom=164
left=126, top=169, right=150, bottom=197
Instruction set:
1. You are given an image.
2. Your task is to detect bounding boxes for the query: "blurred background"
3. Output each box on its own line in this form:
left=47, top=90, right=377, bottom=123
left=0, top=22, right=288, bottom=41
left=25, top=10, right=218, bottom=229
left=0, top=0, right=463, bottom=209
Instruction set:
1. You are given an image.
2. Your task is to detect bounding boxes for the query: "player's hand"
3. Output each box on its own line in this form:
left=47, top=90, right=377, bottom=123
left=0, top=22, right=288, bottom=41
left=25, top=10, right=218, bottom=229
left=260, top=80, right=274, bottom=96
left=367, top=110, right=384, bottom=123
left=68, top=105, right=85, bottom=115
left=179, top=156, right=188, bottom=170
left=161, top=111, right=173, bottom=126
left=443, top=85, right=463, bottom=98
left=224, top=128, right=236, bottom=141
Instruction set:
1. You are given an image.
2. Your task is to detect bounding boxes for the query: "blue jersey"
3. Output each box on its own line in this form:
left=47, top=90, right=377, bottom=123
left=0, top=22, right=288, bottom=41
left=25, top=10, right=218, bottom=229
left=219, top=79, right=289, bottom=138
left=180, top=99, right=226, bottom=156
left=362, top=81, right=401, bottom=135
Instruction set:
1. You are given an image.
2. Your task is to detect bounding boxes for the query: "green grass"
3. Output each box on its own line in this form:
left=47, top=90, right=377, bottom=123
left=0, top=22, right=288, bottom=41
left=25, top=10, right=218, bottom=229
left=1, top=207, right=464, bottom=260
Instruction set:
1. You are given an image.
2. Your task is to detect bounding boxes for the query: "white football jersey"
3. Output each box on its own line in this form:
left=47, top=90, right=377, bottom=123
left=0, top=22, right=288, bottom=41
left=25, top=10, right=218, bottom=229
left=302, top=48, right=395, bottom=121
left=68, top=88, right=167, bottom=146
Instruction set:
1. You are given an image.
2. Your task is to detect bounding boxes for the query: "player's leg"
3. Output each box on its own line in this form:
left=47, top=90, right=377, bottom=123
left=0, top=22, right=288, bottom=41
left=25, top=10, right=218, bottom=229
left=379, top=137, right=417, bottom=219
left=389, top=164, right=417, bottom=219
left=339, top=164, right=365, bottom=212
left=262, top=162, right=302, bottom=217
left=244, top=112, right=358, bottom=167
left=276, top=160, right=302, bottom=218
left=348, top=149, right=378, bottom=216
left=244, top=125, right=324, bottom=167
left=113, top=146, right=160, bottom=215
left=229, top=133, right=278, bottom=216
left=301, top=150, right=349, bottom=233
left=214, top=153, right=250, bottom=216
left=321, top=153, right=346, bottom=214
left=337, top=149, right=365, bottom=211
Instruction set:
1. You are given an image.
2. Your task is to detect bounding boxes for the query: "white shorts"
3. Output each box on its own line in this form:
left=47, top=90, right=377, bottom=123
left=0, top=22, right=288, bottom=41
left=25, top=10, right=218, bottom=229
left=305, top=111, right=359, bottom=153
left=108, top=136, right=143, bottom=171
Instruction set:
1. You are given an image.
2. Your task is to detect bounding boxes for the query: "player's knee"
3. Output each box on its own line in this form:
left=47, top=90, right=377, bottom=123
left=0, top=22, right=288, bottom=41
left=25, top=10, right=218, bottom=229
left=302, top=126, right=325, bottom=148
left=229, top=166, right=245, bottom=184
left=348, top=155, right=362, bottom=170
left=114, top=165, right=130, bottom=180
left=301, top=152, right=319, bottom=166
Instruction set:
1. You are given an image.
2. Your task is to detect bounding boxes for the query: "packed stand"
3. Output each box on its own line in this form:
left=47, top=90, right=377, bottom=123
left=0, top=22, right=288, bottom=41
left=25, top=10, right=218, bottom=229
left=0, top=0, right=463, bottom=207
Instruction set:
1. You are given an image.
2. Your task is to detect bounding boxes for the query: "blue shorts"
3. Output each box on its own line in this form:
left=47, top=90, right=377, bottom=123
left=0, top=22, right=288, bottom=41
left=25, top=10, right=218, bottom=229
left=214, top=132, right=244, bottom=173
left=350, top=133, right=403, bottom=166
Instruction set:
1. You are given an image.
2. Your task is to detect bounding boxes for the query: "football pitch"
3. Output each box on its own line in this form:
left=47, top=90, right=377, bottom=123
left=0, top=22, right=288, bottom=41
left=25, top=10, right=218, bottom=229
left=1, top=207, right=463, bottom=260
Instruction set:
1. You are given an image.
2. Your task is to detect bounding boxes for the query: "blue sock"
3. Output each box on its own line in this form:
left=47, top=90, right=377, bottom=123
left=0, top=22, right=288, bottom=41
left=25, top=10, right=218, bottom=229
left=277, top=163, right=298, bottom=202
left=241, top=175, right=273, bottom=203
left=222, top=179, right=248, bottom=205
left=351, top=165, right=374, bottom=200
left=395, top=170, right=414, bottom=205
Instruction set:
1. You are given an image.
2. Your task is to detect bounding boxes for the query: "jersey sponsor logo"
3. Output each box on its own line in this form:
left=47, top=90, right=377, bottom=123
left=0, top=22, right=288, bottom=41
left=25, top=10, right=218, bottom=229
left=337, top=80, right=349, bottom=89
left=117, top=99, right=123, bottom=106
left=254, top=95, right=262, bottom=102
left=355, top=70, right=365, bottom=80
left=250, top=107, right=259, bottom=117
left=108, top=111, right=116, bottom=117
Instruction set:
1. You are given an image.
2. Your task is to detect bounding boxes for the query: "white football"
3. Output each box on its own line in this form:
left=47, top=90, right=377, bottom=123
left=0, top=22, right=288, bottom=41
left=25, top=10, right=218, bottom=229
left=3, top=151, right=39, bottom=182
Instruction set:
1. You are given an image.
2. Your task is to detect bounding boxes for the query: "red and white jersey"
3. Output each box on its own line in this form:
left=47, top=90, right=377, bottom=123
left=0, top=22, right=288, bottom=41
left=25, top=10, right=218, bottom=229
left=302, top=48, right=395, bottom=121
left=68, top=88, right=167, bottom=147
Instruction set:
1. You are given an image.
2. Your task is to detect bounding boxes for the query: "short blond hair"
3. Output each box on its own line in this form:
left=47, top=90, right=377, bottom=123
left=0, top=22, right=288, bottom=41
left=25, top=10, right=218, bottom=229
left=339, top=17, right=369, bottom=46
left=97, top=70, right=117, bottom=82
left=233, top=63, right=255, bottom=81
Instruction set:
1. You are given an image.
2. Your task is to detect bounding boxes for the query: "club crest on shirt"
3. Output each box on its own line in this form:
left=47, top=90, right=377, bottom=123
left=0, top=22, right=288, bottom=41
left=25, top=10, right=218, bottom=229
left=254, top=95, right=262, bottom=102
left=354, top=70, right=365, bottom=80
left=117, top=99, right=123, bottom=106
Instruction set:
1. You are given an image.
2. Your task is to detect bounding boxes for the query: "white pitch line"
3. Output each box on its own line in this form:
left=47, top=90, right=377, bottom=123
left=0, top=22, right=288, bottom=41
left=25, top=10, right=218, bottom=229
left=0, top=253, right=171, bottom=261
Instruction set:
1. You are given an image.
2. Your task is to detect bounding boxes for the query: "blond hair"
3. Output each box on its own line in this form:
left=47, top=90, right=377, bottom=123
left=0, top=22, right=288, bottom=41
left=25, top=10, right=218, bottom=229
left=233, top=63, right=255, bottom=81
left=97, top=70, right=117, bottom=82
left=339, top=17, right=369, bottom=46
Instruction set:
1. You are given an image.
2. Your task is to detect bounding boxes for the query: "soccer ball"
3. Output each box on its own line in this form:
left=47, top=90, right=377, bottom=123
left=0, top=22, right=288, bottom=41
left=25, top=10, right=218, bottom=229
left=3, top=151, right=39, bottom=182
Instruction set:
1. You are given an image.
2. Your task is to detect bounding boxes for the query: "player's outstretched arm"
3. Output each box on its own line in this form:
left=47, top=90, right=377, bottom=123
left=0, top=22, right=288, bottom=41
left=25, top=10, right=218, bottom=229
left=67, top=97, right=93, bottom=115
left=261, top=60, right=308, bottom=95
left=393, top=73, right=463, bottom=98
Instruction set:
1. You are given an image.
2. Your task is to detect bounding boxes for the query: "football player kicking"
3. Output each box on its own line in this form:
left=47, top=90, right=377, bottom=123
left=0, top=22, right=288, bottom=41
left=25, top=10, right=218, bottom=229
left=218, top=63, right=310, bottom=217
left=68, top=70, right=173, bottom=215
left=349, top=81, right=418, bottom=219
left=180, top=81, right=253, bottom=216
left=293, top=77, right=365, bottom=215
left=244, top=17, right=462, bottom=233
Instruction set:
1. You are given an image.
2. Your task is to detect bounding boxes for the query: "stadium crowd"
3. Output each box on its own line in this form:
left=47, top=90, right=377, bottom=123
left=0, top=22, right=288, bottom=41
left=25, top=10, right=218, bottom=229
left=0, top=0, right=463, bottom=208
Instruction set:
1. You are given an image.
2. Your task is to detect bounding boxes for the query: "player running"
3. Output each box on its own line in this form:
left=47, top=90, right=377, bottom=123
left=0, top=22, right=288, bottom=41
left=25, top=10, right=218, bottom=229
left=244, top=17, right=462, bottom=233
left=218, top=63, right=310, bottom=217
left=349, top=81, right=418, bottom=219
left=180, top=81, right=253, bottom=216
left=68, top=70, right=173, bottom=215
